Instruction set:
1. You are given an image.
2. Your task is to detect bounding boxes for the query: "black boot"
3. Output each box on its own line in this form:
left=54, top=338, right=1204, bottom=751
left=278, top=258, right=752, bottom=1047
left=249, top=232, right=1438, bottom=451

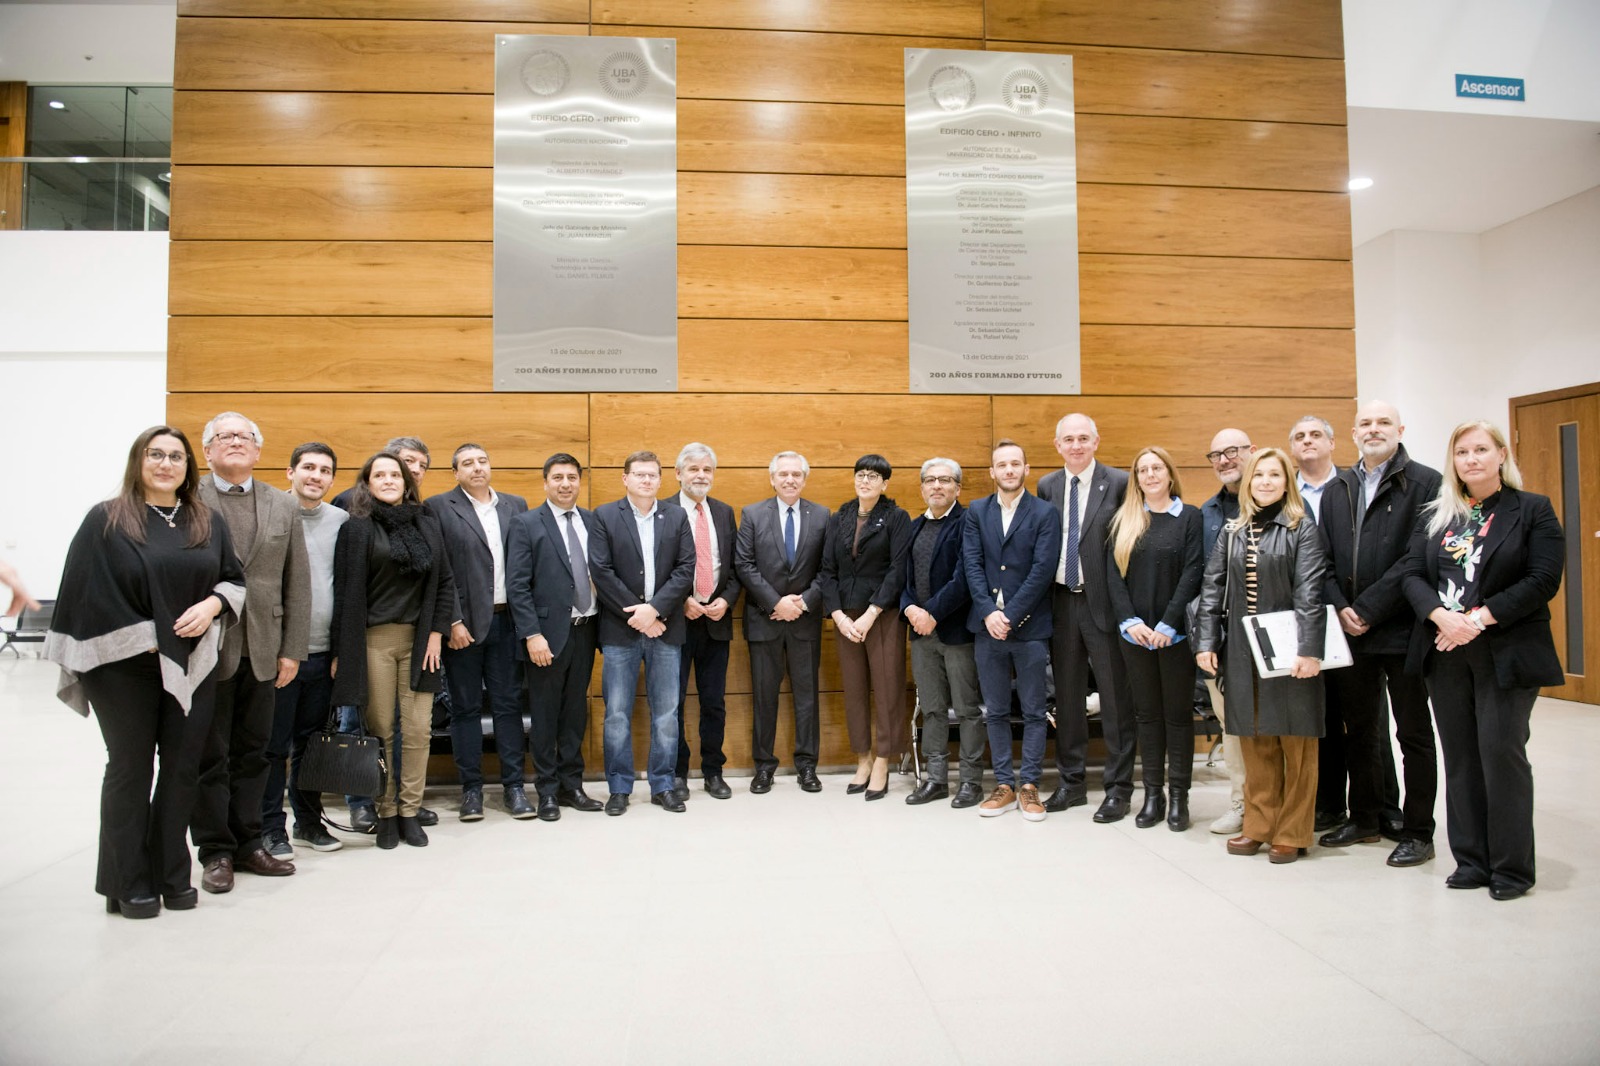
left=375, top=817, right=400, bottom=850
left=1134, top=788, right=1166, bottom=828
left=1167, top=787, right=1190, bottom=832
left=398, top=816, right=429, bottom=847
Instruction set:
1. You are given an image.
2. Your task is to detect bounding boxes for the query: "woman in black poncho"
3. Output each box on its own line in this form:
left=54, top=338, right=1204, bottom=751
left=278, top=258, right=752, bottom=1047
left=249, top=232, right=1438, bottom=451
left=46, top=426, right=244, bottom=919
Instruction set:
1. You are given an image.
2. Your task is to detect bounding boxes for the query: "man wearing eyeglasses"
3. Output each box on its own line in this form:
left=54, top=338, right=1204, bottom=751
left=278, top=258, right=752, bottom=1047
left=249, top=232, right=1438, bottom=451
left=1195, top=427, right=1254, bottom=834
left=192, top=412, right=311, bottom=893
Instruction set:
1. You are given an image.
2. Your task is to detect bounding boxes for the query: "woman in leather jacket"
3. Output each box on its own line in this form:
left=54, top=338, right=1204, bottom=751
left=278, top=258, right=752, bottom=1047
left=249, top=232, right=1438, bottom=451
left=1194, top=447, right=1328, bottom=864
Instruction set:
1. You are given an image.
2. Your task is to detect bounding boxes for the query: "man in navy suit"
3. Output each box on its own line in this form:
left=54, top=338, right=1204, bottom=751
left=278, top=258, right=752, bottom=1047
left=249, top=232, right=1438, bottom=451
left=1037, top=412, right=1136, bottom=822
left=659, top=443, right=742, bottom=802
left=734, top=451, right=831, bottom=794
left=505, top=453, right=605, bottom=821
left=427, top=443, right=531, bottom=822
left=963, top=440, right=1061, bottom=821
left=589, top=451, right=697, bottom=815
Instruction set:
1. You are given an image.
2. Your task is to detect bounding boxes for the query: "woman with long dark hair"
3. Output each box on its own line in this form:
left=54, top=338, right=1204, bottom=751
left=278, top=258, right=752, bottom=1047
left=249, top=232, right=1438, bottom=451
left=46, top=426, right=244, bottom=918
left=330, top=451, right=456, bottom=849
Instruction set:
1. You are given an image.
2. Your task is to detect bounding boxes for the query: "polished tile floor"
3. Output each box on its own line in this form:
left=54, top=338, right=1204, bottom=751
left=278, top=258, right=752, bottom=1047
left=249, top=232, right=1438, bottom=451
left=1, top=655, right=1597, bottom=1065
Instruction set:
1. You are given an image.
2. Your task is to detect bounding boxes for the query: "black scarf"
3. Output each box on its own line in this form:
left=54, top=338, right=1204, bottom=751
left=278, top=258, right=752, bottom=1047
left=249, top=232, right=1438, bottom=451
left=371, top=501, right=432, bottom=574
left=1251, top=499, right=1285, bottom=530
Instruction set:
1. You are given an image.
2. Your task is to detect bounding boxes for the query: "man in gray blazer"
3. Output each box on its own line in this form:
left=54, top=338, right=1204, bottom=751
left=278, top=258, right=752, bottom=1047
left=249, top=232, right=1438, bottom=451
left=427, top=443, right=531, bottom=822
left=734, top=451, right=830, bottom=794
left=193, top=411, right=311, bottom=894
left=1037, top=412, right=1136, bottom=823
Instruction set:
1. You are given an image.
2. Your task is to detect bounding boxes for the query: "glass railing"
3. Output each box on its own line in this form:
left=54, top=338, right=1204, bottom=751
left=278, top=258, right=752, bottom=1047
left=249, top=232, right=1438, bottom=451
left=0, top=158, right=171, bottom=231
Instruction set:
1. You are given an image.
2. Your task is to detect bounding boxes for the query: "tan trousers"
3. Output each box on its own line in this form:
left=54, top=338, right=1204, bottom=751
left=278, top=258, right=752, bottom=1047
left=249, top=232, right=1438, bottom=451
left=1239, top=734, right=1319, bottom=848
left=1206, top=678, right=1246, bottom=804
left=836, top=611, right=908, bottom=757
left=363, top=623, right=433, bottom=818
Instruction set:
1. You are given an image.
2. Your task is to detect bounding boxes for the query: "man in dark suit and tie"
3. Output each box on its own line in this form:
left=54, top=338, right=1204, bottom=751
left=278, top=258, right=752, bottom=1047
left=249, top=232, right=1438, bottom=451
left=963, top=440, right=1061, bottom=821
left=734, top=450, right=831, bottom=794
left=505, top=453, right=605, bottom=820
left=1037, top=412, right=1136, bottom=823
left=427, top=443, right=532, bottom=822
left=589, top=451, right=697, bottom=815
left=659, top=443, right=742, bottom=802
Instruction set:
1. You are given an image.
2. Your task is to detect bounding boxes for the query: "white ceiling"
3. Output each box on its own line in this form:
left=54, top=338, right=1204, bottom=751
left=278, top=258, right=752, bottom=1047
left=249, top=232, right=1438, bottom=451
left=1346, top=106, right=1600, bottom=247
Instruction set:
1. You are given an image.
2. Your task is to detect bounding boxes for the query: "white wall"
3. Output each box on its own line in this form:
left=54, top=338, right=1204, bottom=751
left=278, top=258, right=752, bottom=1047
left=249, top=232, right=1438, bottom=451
left=0, top=4, right=177, bottom=86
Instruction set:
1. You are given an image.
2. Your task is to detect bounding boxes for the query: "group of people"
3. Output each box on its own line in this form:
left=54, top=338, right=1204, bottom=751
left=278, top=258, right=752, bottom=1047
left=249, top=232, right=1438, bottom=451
left=42, top=402, right=1564, bottom=918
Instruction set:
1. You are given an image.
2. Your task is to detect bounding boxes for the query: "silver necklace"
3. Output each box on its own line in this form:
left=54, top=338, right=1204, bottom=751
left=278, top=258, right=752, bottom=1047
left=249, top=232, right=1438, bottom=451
left=148, top=500, right=182, bottom=528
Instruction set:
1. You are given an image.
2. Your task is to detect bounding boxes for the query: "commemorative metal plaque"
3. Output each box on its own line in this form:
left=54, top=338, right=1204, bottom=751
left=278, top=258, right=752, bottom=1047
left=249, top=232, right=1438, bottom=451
left=905, top=49, right=1080, bottom=394
left=493, top=36, right=677, bottom=391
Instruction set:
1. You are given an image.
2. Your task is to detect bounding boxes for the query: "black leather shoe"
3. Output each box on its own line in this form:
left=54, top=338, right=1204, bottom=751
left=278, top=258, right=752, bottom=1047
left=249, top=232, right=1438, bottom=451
left=1167, top=788, right=1190, bottom=832
left=1445, top=869, right=1488, bottom=890
left=1092, top=794, right=1129, bottom=824
left=1380, top=815, right=1405, bottom=842
left=106, top=895, right=160, bottom=919
left=375, top=817, right=400, bottom=850
left=604, top=793, right=630, bottom=816
left=558, top=788, right=604, bottom=812
left=459, top=788, right=484, bottom=822
left=1134, top=789, right=1166, bottom=829
left=537, top=793, right=561, bottom=822
left=1488, top=883, right=1527, bottom=901
left=1319, top=822, right=1382, bottom=848
left=651, top=791, right=686, bottom=813
left=703, top=773, right=732, bottom=800
left=504, top=785, right=536, bottom=820
left=672, top=776, right=691, bottom=804
left=350, top=805, right=378, bottom=834
left=906, top=780, right=949, bottom=806
left=1386, top=839, right=1435, bottom=867
left=1314, top=808, right=1346, bottom=833
left=416, top=806, right=439, bottom=827
left=162, top=887, right=198, bottom=911
left=398, top=815, right=429, bottom=847
left=1045, top=786, right=1087, bottom=813
left=797, top=767, right=822, bottom=792
left=865, top=781, right=889, bottom=801
left=846, top=781, right=869, bottom=795
left=751, top=768, right=774, bottom=794
left=951, top=782, right=984, bottom=809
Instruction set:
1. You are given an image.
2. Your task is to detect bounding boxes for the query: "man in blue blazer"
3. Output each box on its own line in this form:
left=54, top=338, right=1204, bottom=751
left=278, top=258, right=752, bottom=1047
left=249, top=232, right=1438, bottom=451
left=505, top=453, right=605, bottom=821
left=962, top=440, right=1062, bottom=821
left=426, top=443, right=531, bottom=822
left=589, top=451, right=697, bottom=815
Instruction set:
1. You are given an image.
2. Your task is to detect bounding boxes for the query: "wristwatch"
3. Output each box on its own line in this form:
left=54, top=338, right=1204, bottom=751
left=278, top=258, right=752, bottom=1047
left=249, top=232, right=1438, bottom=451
left=1466, top=609, right=1486, bottom=631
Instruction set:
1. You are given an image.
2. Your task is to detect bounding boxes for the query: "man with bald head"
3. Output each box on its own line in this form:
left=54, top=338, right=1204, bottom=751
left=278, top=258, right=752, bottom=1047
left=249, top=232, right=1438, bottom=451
left=1196, top=427, right=1253, bottom=833
left=1315, top=401, right=1443, bottom=868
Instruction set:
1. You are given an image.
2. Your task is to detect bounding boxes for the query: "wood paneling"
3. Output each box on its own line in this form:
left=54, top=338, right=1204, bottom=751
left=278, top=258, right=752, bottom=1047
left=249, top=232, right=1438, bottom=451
left=987, top=0, right=1345, bottom=59
left=0, top=82, right=25, bottom=232
left=1079, top=326, right=1355, bottom=397
left=1081, top=254, right=1354, bottom=328
left=680, top=100, right=903, bottom=176
left=681, top=173, right=904, bottom=248
left=1079, top=114, right=1348, bottom=191
left=1082, top=185, right=1348, bottom=259
left=679, top=321, right=908, bottom=393
left=679, top=246, right=906, bottom=320
left=179, top=0, right=589, bottom=19
left=596, top=0, right=983, bottom=38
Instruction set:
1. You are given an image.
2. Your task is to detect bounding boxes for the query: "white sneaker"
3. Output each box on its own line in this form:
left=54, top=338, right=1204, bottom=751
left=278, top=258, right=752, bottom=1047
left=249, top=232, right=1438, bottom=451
left=1209, top=799, right=1244, bottom=835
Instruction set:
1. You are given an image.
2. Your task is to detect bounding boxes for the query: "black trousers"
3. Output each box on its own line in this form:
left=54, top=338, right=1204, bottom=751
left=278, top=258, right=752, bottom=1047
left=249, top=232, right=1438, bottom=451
left=1318, top=686, right=1404, bottom=823
left=81, top=654, right=216, bottom=900
left=748, top=631, right=821, bottom=773
left=191, top=657, right=275, bottom=863
left=676, top=618, right=730, bottom=777
left=1426, top=639, right=1537, bottom=893
left=1323, top=651, right=1438, bottom=839
left=525, top=619, right=598, bottom=799
left=1050, top=586, right=1135, bottom=799
left=1119, top=638, right=1197, bottom=791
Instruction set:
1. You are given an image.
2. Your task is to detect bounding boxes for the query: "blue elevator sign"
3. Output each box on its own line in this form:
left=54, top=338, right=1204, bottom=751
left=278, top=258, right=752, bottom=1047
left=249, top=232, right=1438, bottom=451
left=1456, top=74, right=1525, bottom=101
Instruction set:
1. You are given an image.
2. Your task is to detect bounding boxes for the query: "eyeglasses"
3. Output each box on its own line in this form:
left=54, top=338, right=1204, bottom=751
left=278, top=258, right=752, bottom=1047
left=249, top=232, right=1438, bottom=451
left=626, top=470, right=661, bottom=481
left=145, top=449, right=187, bottom=466
left=210, top=431, right=256, bottom=445
left=854, top=471, right=884, bottom=481
left=921, top=475, right=958, bottom=485
left=1205, top=446, right=1246, bottom=464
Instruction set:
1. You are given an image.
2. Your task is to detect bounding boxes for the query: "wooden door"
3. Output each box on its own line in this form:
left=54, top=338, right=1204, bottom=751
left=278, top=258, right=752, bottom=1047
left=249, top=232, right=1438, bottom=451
left=0, top=83, right=25, bottom=231
left=1512, top=387, right=1600, bottom=704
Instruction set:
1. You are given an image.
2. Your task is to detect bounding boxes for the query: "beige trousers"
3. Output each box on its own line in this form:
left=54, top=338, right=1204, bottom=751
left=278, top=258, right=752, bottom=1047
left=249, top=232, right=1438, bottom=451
left=363, top=623, right=433, bottom=818
left=1239, top=734, right=1319, bottom=849
left=1206, top=677, right=1247, bottom=804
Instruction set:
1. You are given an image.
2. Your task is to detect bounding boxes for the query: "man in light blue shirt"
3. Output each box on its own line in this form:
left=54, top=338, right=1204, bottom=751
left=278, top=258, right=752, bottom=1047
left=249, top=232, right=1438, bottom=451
left=1290, top=414, right=1339, bottom=524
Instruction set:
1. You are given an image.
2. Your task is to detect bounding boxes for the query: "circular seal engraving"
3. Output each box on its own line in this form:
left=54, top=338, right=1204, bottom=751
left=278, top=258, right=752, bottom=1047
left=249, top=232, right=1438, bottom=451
left=520, top=50, right=570, bottom=97
left=599, top=51, right=649, bottom=99
left=1002, top=68, right=1049, bottom=114
left=928, top=64, right=976, bottom=112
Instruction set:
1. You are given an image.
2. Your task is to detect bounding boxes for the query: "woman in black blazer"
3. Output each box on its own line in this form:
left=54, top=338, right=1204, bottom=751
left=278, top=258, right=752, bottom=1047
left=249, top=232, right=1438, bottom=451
left=1403, top=420, right=1563, bottom=901
left=821, top=454, right=912, bottom=800
left=330, top=452, right=456, bottom=850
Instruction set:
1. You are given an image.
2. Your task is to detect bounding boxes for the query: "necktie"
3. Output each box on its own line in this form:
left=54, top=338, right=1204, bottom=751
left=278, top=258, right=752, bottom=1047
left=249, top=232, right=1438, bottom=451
left=1065, top=475, right=1081, bottom=588
left=693, top=502, right=714, bottom=600
left=565, top=511, right=592, bottom=612
left=784, top=506, right=797, bottom=566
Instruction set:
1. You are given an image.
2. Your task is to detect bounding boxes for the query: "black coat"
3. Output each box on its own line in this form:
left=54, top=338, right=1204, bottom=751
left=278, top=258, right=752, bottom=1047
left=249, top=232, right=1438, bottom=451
left=657, top=492, right=743, bottom=641
left=1038, top=462, right=1129, bottom=630
left=820, top=496, right=912, bottom=617
left=1401, top=488, right=1565, bottom=689
left=1194, top=511, right=1327, bottom=737
left=899, top=502, right=973, bottom=646
left=588, top=498, right=697, bottom=647
left=425, top=486, right=529, bottom=643
left=1318, top=444, right=1442, bottom=657
left=505, top=504, right=596, bottom=659
left=734, top=497, right=830, bottom=643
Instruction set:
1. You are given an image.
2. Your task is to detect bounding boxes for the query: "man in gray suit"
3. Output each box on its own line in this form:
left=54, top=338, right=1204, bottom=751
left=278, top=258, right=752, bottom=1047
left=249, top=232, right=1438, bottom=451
left=1037, top=412, right=1136, bottom=823
left=734, top=451, right=830, bottom=794
left=193, top=411, right=311, bottom=894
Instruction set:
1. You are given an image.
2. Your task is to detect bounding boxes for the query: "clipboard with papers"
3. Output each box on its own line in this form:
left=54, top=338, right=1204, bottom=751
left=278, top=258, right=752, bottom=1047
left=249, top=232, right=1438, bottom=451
left=1242, top=605, right=1353, bottom=678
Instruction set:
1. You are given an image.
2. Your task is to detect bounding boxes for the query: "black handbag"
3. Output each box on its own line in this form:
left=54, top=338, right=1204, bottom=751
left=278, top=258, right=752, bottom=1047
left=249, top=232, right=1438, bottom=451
left=298, top=708, right=387, bottom=799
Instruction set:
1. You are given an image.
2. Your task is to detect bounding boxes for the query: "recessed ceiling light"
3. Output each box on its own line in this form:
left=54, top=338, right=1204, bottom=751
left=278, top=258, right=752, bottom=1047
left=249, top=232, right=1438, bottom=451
left=1348, top=177, right=1374, bottom=191
left=48, top=100, right=66, bottom=110
left=159, top=172, right=172, bottom=182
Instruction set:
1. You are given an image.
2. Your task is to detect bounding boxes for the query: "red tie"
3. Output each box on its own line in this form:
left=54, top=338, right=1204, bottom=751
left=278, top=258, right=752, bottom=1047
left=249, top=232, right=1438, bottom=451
left=693, top=502, right=714, bottom=600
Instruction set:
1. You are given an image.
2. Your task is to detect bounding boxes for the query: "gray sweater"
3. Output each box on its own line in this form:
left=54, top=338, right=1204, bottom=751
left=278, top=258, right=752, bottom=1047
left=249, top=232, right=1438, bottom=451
left=298, top=502, right=348, bottom=655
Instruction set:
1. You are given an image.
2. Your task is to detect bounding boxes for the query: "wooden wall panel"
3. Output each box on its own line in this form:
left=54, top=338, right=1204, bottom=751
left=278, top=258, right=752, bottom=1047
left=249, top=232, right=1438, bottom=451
left=0, top=82, right=25, bottom=232
left=596, top=0, right=984, bottom=38
left=681, top=173, right=904, bottom=248
left=1081, top=255, right=1354, bottom=328
left=679, top=246, right=906, bottom=320
left=680, top=100, right=903, bottom=176
left=1080, top=186, right=1348, bottom=259
left=1079, top=114, right=1348, bottom=191
left=987, top=0, right=1345, bottom=59
left=1079, top=326, right=1356, bottom=397
left=180, top=0, right=589, bottom=19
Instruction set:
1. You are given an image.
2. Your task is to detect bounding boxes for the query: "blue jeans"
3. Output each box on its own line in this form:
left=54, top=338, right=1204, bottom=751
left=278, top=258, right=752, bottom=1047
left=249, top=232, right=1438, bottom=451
left=601, top=634, right=680, bottom=796
left=262, top=652, right=334, bottom=832
left=445, top=610, right=526, bottom=791
left=975, top=634, right=1050, bottom=788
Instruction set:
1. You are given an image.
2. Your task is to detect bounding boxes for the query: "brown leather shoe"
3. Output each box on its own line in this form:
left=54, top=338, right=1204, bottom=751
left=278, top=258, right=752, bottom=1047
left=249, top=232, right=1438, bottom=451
left=1226, top=834, right=1264, bottom=855
left=1268, top=844, right=1305, bottom=864
left=201, top=855, right=234, bottom=894
left=236, top=846, right=296, bottom=877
